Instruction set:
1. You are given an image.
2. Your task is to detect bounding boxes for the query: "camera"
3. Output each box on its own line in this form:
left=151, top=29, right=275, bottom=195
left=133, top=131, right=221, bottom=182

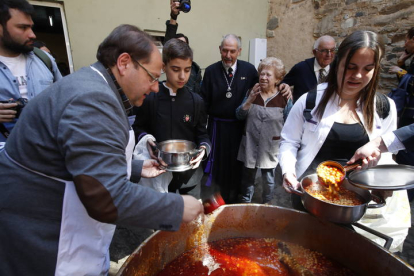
left=177, top=0, right=191, bottom=13
left=0, top=98, right=28, bottom=119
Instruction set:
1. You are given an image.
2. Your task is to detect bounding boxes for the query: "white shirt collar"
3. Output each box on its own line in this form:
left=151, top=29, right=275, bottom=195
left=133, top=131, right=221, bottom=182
left=222, top=61, right=237, bottom=74
left=314, top=59, right=330, bottom=73
left=162, top=82, right=176, bottom=96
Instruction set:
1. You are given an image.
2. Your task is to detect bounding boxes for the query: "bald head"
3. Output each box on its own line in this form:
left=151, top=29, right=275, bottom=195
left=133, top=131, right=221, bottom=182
left=221, top=34, right=241, bottom=50
left=314, top=35, right=335, bottom=49
left=219, top=34, right=242, bottom=68
left=312, top=35, right=336, bottom=68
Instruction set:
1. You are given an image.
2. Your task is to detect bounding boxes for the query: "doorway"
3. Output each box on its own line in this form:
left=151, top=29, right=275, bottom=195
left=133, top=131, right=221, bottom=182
left=29, top=1, right=73, bottom=76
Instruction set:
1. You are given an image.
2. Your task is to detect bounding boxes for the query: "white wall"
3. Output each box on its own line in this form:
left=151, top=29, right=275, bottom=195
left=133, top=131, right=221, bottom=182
left=52, top=0, right=268, bottom=71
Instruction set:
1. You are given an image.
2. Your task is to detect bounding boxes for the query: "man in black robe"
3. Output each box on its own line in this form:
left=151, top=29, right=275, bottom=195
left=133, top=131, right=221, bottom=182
left=200, top=34, right=258, bottom=203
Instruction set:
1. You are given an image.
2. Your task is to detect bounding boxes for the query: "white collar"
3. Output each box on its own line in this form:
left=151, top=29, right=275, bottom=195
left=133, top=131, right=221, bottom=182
left=222, top=61, right=237, bottom=74
left=162, top=82, right=177, bottom=96
left=314, top=59, right=329, bottom=73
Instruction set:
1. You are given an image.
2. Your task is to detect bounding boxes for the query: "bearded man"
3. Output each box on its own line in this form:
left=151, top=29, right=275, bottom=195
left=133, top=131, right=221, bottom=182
left=0, top=0, right=62, bottom=143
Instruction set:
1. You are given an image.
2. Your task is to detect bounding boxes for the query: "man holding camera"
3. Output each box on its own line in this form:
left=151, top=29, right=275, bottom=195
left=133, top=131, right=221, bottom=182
left=164, top=0, right=202, bottom=94
left=0, top=0, right=62, bottom=143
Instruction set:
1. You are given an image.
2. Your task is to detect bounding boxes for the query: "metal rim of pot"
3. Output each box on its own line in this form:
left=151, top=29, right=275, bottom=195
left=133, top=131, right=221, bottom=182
left=154, top=140, right=203, bottom=172
left=116, top=205, right=413, bottom=276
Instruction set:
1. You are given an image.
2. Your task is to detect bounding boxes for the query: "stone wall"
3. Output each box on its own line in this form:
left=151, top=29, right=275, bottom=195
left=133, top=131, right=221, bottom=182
left=267, top=0, right=414, bottom=93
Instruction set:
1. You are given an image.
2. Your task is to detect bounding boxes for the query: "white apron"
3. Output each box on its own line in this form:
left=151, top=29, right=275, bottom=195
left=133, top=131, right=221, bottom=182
left=6, top=130, right=135, bottom=275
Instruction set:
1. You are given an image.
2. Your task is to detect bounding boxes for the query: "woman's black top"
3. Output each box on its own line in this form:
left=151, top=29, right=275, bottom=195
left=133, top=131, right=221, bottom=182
left=301, top=122, right=369, bottom=178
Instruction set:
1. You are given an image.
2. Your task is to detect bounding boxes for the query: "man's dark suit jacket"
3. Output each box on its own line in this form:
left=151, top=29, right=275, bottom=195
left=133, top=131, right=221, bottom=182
left=282, top=57, right=317, bottom=102
left=394, top=123, right=414, bottom=151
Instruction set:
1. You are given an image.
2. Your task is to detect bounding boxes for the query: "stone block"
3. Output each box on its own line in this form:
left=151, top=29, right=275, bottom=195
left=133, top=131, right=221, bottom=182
left=346, top=0, right=358, bottom=5
left=380, top=25, right=398, bottom=33
left=341, top=18, right=357, bottom=29
left=379, top=1, right=414, bottom=15
left=386, top=54, right=397, bottom=61
left=266, top=30, right=275, bottom=38
left=267, top=16, right=279, bottom=30
left=355, top=11, right=364, bottom=17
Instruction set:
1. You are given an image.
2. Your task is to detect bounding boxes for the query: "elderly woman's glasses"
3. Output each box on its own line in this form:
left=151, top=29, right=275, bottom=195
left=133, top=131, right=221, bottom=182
left=315, top=48, right=336, bottom=55
left=136, top=60, right=159, bottom=84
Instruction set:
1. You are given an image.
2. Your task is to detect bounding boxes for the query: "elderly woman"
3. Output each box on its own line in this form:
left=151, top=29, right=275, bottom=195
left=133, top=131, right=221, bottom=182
left=279, top=30, right=409, bottom=252
left=236, top=57, right=291, bottom=203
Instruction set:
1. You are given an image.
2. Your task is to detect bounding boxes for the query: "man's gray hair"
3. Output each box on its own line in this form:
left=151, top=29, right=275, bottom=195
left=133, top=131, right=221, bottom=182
left=313, top=35, right=336, bottom=49
left=221, top=34, right=241, bottom=50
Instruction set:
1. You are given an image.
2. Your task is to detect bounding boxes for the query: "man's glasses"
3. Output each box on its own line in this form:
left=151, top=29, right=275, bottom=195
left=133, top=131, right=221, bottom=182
left=315, top=48, right=336, bottom=55
left=136, top=60, right=159, bottom=84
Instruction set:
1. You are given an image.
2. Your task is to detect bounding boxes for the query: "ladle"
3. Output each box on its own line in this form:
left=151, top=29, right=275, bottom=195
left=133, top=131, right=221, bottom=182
left=316, top=159, right=363, bottom=188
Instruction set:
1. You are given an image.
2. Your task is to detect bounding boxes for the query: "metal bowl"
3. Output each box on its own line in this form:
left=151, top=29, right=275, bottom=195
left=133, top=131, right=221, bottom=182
left=290, top=174, right=385, bottom=224
left=156, top=140, right=203, bottom=172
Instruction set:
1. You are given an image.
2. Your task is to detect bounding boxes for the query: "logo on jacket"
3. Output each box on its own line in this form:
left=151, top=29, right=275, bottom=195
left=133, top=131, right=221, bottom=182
left=183, top=114, right=192, bottom=123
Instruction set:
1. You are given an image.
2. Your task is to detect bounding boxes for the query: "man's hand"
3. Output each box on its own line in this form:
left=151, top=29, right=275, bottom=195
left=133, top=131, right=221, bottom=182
left=389, top=65, right=404, bottom=74
left=170, top=0, right=180, bottom=21
left=146, top=139, right=158, bottom=160
left=189, top=146, right=206, bottom=169
left=0, top=102, right=17, bottom=123
left=282, top=173, right=299, bottom=193
left=279, top=83, right=292, bottom=100
left=141, top=159, right=166, bottom=178
left=181, top=195, right=203, bottom=222
left=348, top=136, right=384, bottom=170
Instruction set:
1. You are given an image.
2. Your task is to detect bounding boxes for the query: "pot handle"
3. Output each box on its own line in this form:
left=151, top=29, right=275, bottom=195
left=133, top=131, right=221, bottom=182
left=367, top=193, right=386, bottom=209
left=352, top=222, right=393, bottom=250
left=190, top=148, right=204, bottom=158
left=286, top=185, right=303, bottom=196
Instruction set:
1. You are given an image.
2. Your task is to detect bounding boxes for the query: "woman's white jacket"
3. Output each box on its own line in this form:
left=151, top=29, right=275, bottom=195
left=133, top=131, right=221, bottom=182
left=278, top=83, right=397, bottom=178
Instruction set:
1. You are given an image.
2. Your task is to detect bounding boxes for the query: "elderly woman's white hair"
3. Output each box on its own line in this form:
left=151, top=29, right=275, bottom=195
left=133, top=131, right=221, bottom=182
left=258, top=57, right=286, bottom=85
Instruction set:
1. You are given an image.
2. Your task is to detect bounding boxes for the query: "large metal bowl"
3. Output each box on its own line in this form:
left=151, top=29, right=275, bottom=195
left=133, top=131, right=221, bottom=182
left=290, top=174, right=385, bottom=224
left=116, top=205, right=413, bottom=276
left=156, top=140, right=203, bottom=172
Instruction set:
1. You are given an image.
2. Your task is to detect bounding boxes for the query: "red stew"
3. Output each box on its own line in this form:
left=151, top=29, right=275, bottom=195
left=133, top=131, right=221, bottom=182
left=156, top=237, right=355, bottom=276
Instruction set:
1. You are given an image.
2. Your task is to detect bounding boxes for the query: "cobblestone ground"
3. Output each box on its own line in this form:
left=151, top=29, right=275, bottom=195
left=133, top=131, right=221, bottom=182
left=109, top=175, right=414, bottom=275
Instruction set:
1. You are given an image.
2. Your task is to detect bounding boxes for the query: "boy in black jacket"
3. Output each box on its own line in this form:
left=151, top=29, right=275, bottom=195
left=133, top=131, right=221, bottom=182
left=133, top=39, right=211, bottom=198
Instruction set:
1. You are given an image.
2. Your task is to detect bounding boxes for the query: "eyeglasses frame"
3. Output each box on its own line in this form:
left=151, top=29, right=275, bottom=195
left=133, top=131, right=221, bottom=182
left=135, top=60, right=159, bottom=84
left=315, top=48, right=337, bottom=55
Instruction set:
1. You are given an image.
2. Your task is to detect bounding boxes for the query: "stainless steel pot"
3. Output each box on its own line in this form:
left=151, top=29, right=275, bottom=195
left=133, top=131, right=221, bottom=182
left=116, top=205, right=413, bottom=276
left=156, top=140, right=203, bottom=172
left=289, top=174, right=385, bottom=224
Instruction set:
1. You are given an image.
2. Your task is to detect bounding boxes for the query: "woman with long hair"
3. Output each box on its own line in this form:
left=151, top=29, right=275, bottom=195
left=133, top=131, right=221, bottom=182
left=279, top=30, right=409, bottom=252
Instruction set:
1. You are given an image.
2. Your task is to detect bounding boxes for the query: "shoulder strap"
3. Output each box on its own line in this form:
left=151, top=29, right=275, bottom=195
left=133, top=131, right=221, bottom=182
left=33, top=47, right=54, bottom=80
left=375, top=93, right=390, bottom=119
left=303, top=88, right=317, bottom=121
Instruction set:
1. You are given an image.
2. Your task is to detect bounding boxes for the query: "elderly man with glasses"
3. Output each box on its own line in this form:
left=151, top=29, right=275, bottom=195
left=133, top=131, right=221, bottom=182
left=282, top=35, right=336, bottom=102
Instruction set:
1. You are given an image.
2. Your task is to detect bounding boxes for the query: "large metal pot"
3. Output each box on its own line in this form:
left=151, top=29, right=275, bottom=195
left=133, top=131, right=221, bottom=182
left=156, top=140, right=203, bottom=171
left=289, top=174, right=385, bottom=224
left=116, top=205, right=413, bottom=276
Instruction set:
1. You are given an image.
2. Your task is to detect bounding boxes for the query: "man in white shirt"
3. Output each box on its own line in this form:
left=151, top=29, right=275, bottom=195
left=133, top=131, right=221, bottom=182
left=0, top=0, right=61, bottom=143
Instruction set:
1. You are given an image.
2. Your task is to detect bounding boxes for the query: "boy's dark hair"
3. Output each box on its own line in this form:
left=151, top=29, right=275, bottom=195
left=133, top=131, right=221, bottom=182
left=162, top=38, right=193, bottom=64
left=0, top=0, right=34, bottom=27
left=175, top=33, right=189, bottom=45
left=96, top=24, right=154, bottom=68
left=407, top=27, right=414, bottom=39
